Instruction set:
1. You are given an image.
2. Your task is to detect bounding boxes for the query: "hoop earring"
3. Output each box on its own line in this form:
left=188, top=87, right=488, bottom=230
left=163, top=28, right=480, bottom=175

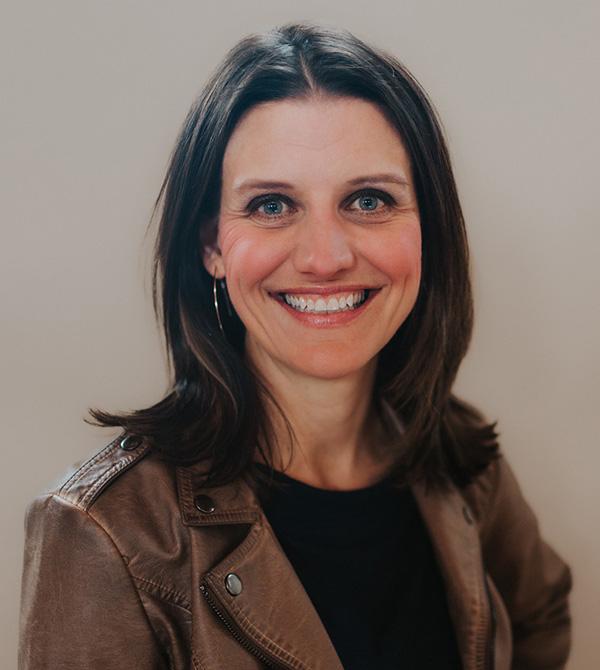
left=212, top=271, right=225, bottom=336
left=212, top=271, right=233, bottom=336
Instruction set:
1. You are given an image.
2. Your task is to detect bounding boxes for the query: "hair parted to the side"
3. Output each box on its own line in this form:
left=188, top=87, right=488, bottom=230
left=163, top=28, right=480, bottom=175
left=86, top=21, right=499, bottom=492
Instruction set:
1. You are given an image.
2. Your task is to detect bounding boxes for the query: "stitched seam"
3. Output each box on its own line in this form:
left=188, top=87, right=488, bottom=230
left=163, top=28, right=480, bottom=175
left=188, top=522, right=202, bottom=666
left=207, top=522, right=305, bottom=668
left=58, top=437, right=121, bottom=494
left=177, top=468, right=194, bottom=515
left=132, top=575, right=191, bottom=613
left=179, top=468, right=259, bottom=524
left=217, top=596, right=306, bottom=669
left=56, top=443, right=151, bottom=511
left=78, top=452, right=140, bottom=508
left=187, top=523, right=211, bottom=670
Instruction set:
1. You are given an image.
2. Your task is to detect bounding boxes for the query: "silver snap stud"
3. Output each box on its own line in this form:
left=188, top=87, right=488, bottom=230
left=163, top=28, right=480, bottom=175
left=194, top=494, right=216, bottom=514
left=463, top=504, right=474, bottom=525
left=120, top=435, right=143, bottom=451
left=225, top=572, right=243, bottom=596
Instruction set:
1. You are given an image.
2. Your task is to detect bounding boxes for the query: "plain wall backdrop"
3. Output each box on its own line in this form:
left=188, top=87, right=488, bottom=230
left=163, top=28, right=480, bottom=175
left=2, top=1, right=598, bottom=667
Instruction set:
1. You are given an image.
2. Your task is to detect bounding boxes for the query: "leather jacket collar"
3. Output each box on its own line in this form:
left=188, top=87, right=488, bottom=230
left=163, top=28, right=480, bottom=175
left=176, top=461, right=501, bottom=670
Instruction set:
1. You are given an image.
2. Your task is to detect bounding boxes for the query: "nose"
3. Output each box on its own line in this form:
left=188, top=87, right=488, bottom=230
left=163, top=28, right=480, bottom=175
left=291, top=213, right=356, bottom=277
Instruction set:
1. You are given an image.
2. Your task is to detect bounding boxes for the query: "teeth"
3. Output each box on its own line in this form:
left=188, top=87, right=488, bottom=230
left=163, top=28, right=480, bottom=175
left=282, top=290, right=368, bottom=313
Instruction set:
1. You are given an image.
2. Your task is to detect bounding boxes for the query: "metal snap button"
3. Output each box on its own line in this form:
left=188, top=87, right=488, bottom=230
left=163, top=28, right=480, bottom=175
left=225, top=573, right=243, bottom=596
left=120, top=435, right=143, bottom=451
left=463, top=504, right=474, bottom=525
left=194, top=494, right=216, bottom=514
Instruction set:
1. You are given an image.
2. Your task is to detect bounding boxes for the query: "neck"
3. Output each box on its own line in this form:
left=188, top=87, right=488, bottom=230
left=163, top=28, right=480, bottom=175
left=246, top=345, right=393, bottom=490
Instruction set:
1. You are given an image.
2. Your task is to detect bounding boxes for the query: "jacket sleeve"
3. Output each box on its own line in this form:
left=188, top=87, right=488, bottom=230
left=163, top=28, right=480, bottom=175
left=19, top=493, right=168, bottom=669
left=476, top=456, right=573, bottom=670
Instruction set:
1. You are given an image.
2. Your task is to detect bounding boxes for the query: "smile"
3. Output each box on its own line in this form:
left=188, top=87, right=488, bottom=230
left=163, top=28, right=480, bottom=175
left=280, top=289, right=369, bottom=313
left=269, top=287, right=380, bottom=327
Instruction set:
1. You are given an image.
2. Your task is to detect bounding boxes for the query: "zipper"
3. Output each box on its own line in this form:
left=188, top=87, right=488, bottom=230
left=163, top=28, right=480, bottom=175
left=202, top=571, right=495, bottom=670
left=199, top=581, right=291, bottom=669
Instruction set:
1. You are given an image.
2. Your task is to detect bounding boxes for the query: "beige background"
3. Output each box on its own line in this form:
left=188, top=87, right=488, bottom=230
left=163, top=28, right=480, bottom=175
left=2, top=1, right=598, bottom=667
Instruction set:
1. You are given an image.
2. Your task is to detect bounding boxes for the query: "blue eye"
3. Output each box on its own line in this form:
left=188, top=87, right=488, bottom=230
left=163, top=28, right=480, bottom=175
left=246, top=188, right=395, bottom=221
left=357, top=194, right=379, bottom=211
left=261, top=199, right=285, bottom=216
left=349, top=189, right=395, bottom=214
left=247, top=195, right=291, bottom=219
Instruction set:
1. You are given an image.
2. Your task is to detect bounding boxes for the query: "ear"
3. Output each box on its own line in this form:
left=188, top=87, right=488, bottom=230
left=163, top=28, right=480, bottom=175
left=202, top=244, right=226, bottom=279
left=200, top=218, right=226, bottom=279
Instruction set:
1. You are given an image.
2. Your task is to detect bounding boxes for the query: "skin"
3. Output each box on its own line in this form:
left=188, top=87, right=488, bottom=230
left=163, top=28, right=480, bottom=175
left=203, top=95, right=421, bottom=490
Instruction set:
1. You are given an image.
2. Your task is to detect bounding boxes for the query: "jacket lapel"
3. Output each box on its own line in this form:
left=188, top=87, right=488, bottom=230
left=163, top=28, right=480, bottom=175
left=177, top=461, right=490, bottom=670
left=411, top=479, right=491, bottom=670
left=177, top=464, right=344, bottom=670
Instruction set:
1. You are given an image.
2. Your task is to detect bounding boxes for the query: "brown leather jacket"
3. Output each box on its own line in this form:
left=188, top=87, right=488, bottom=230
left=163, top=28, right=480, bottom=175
left=19, top=434, right=572, bottom=669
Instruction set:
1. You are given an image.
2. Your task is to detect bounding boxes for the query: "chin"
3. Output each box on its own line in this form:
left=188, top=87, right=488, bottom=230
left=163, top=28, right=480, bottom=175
left=283, top=348, right=376, bottom=381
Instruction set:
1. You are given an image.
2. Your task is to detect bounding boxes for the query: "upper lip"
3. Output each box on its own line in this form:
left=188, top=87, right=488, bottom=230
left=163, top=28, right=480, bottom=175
left=271, top=285, right=380, bottom=296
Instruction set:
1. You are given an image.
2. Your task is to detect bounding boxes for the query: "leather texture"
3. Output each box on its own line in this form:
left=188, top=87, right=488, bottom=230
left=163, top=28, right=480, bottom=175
left=19, top=434, right=572, bottom=669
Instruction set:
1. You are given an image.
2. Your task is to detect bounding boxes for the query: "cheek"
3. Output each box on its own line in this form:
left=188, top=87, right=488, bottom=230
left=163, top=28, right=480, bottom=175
left=372, top=226, right=422, bottom=284
left=219, top=224, right=286, bottom=290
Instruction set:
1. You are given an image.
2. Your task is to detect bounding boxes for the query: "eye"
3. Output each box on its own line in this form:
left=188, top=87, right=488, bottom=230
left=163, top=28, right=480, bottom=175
left=245, top=188, right=396, bottom=222
left=246, top=195, right=294, bottom=220
left=346, top=189, right=395, bottom=215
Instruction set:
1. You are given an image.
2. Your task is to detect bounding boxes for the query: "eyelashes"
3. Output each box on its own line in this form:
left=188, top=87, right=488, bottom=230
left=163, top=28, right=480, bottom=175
left=244, top=189, right=397, bottom=221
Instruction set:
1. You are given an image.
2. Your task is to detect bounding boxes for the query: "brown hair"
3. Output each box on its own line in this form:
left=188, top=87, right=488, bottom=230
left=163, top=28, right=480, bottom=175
left=87, top=21, right=499, bottom=491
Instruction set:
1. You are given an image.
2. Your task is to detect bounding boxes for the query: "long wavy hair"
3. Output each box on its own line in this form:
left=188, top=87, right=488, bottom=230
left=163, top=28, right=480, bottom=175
left=87, top=21, right=499, bottom=491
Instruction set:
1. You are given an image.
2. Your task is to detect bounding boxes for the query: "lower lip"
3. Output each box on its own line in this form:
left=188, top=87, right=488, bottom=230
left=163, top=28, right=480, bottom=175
left=270, top=290, right=380, bottom=328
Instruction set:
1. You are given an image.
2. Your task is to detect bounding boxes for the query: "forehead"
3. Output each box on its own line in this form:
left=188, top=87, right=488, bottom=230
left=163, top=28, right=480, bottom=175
left=221, top=96, right=412, bottom=187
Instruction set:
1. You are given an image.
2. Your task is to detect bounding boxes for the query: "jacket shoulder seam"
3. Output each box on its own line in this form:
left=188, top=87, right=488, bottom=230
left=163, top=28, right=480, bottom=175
left=58, top=436, right=121, bottom=494
left=56, top=435, right=151, bottom=511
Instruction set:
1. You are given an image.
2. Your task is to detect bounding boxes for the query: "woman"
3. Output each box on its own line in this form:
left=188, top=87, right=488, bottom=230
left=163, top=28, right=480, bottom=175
left=19, top=22, right=572, bottom=670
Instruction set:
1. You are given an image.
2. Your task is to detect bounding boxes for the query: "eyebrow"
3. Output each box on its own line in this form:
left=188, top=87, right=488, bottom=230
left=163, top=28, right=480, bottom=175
left=233, top=173, right=410, bottom=194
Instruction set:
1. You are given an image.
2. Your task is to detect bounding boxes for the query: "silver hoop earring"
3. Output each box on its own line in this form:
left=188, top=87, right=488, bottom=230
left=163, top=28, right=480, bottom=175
left=212, top=271, right=225, bottom=335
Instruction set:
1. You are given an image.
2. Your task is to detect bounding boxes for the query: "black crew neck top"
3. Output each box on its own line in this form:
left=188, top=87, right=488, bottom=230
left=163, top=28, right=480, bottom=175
left=254, top=462, right=462, bottom=670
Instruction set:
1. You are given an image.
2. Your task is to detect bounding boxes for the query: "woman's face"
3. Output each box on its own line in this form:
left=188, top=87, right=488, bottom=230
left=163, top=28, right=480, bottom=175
left=205, top=96, right=421, bottom=381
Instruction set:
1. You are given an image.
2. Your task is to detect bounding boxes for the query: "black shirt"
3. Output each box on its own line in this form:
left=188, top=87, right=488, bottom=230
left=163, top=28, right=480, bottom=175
left=255, top=462, right=462, bottom=670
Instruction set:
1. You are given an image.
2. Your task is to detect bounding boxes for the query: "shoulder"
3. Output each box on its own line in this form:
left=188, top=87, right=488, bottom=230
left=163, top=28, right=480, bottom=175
left=46, top=433, right=154, bottom=511
left=20, top=438, right=191, bottom=666
left=24, top=433, right=193, bottom=610
left=26, top=433, right=181, bottom=546
left=459, top=452, right=529, bottom=536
